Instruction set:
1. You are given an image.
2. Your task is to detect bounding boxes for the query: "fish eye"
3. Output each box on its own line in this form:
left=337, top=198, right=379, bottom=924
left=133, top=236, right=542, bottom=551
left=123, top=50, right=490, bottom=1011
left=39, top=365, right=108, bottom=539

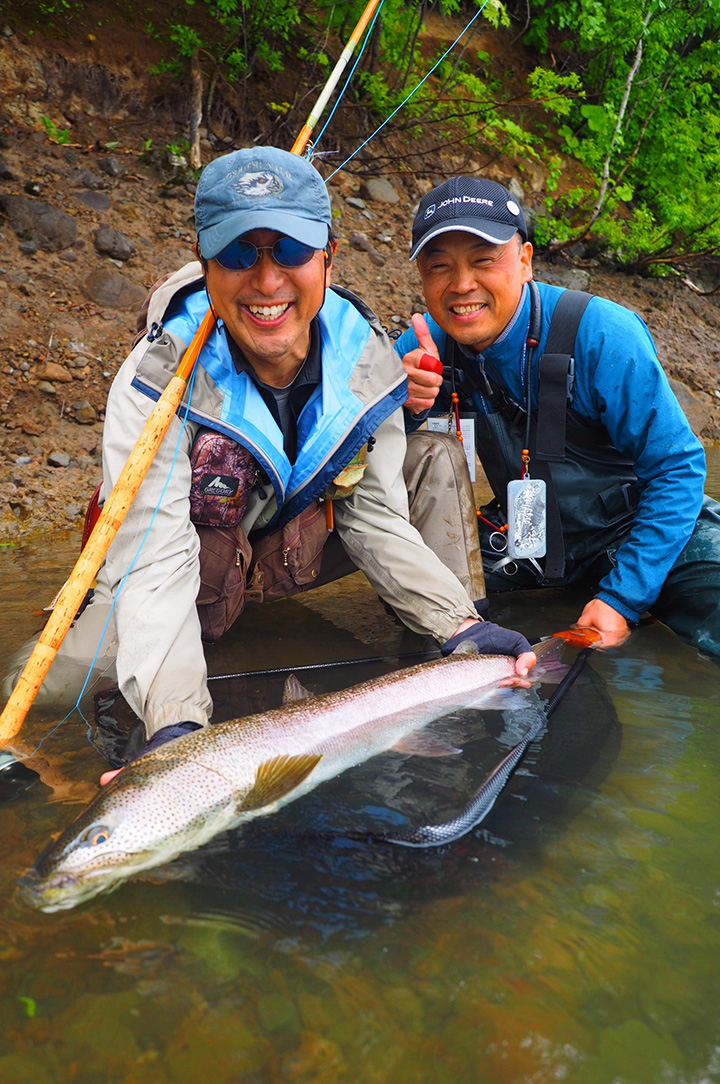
left=80, top=825, right=112, bottom=847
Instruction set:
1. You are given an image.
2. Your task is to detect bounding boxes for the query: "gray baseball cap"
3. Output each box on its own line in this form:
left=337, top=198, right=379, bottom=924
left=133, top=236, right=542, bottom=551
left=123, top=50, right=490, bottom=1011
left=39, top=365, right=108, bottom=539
left=195, top=147, right=332, bottom=259
left=410, top=176, right=527, bottom=260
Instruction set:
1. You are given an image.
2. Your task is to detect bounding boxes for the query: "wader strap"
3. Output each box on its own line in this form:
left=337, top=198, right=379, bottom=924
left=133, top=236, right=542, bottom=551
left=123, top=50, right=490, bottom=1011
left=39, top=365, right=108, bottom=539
left=535, top=290, right=593, bottom=463
left=533, top=289, right=593, bottom=579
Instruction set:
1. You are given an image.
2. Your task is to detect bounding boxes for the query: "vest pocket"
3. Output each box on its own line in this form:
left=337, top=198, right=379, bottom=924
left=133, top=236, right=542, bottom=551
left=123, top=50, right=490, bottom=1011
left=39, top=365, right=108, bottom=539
left=195, top=523, right=252, bottom=643
left=598, top=481, right=639, bottom=525
left=247, top=501, right=329, bottom=604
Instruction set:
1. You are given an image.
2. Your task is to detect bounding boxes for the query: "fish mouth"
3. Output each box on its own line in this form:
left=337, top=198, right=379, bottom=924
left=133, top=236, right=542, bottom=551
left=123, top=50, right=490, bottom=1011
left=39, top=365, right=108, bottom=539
left=17, top=865, right=86, bottom=913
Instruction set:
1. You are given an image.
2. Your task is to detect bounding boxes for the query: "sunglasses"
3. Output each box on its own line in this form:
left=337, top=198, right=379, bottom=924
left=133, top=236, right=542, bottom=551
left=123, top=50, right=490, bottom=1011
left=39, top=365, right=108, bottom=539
left=215, top=236, right=318, bottom=271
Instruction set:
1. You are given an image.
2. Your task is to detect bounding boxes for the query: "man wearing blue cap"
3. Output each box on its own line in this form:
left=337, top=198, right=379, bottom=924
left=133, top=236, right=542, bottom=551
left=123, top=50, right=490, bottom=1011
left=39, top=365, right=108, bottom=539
left=396, top=176, right=720, bottom=657
left=6, top=150, right=537, bottom=767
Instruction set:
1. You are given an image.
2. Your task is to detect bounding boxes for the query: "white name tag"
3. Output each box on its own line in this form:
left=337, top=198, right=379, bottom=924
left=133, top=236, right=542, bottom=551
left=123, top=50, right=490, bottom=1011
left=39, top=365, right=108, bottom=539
left=426, top=414, right=477, bottom=481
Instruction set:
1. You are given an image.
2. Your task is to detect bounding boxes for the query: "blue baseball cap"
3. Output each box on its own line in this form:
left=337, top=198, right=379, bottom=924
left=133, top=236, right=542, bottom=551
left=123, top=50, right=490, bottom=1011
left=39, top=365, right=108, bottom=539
left=195, top=147, right=332, bottom=259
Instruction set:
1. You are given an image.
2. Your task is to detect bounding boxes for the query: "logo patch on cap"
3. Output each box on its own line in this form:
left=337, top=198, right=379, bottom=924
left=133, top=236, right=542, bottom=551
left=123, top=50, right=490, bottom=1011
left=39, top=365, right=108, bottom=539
left=506, top=199, right=520, bottom=216
left=232, top=171, right=284, bottom=198
left=424, top=203, right=436, bottom=220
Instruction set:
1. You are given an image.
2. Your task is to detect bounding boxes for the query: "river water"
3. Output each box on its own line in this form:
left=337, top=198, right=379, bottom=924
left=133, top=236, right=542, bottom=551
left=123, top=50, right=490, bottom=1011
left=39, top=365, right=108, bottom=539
left=0, top=454, right=719, bottom=1084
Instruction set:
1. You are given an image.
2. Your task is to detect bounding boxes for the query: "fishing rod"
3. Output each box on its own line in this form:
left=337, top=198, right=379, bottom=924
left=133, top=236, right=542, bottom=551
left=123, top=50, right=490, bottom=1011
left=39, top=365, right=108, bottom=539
left=207, top=628, right=597, bottom=683
left=0, top=1, right=384, bottom=748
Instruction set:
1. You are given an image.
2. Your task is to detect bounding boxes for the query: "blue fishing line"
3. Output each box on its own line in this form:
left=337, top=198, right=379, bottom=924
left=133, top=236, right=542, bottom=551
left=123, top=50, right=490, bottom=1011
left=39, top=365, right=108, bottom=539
left=327, top=0, right=490, bottom=181
left=309, top=0, right=386, bottom=158
left=27, top=359, right=201, bottom=757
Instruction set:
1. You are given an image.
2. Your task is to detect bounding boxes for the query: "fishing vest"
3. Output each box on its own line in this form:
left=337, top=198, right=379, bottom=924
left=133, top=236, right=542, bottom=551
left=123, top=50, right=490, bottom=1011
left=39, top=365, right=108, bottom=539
left=443, top=284, right=640, bottom=583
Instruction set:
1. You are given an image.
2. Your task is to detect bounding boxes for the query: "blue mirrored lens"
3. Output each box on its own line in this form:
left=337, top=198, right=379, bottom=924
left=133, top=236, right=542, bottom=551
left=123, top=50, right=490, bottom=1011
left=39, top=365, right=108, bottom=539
left=273, top=237, right=316, bottom=266
left=215, top=237, right=317, bottom=270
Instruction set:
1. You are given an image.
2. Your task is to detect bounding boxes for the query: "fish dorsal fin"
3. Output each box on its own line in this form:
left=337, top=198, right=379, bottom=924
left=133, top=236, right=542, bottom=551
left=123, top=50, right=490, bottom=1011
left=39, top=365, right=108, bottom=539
left=283, top=674, right=313, bottom=703
left=238, top=753, right=322, bottom=812
left=450, top=640, right=479, bottom=657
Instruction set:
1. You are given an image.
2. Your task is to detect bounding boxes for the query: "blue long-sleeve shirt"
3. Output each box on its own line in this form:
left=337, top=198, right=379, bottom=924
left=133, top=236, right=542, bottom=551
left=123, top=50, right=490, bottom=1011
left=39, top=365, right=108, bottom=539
left=395, top=281, right=707, bottom=622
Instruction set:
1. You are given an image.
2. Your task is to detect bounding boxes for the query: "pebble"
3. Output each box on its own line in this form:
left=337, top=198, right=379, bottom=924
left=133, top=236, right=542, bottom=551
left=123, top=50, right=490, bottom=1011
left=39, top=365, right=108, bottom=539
left=47, top=451, right=71, bottom=468
left=14, top=456, right=31, bottom=465
left=38, top=381, right=56, bottom=394
left=345, top=196, right=367, bottom=211
left=98, top=156, right=122, bottom=177
left=349, top=231, right=371, bottom=252
left=71, top=401, right=97, bottom=424
left=360, top=176, right=401, bottom=204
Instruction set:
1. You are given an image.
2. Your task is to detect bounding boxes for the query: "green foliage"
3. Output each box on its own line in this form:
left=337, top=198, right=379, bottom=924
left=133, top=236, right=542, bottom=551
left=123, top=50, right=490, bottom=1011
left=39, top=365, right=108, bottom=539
left=151, top=0, right=302, bottom=82
left=40, top=116, right=71, bottom=144
left=524, top=0, right=720, bottom=264
left=527, top=67, right=583, bottom=117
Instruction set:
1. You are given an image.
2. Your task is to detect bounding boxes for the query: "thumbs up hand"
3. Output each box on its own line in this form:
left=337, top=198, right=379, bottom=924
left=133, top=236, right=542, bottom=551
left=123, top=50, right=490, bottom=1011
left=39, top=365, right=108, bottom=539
left=401, top=314, right=444, bottom=415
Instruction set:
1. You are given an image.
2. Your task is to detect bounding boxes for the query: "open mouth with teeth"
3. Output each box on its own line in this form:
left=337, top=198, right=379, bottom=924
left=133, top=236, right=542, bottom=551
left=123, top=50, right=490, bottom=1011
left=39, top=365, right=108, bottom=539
left=450, top=302, right=486, bottom=316
left=245, top=302, right=291, bottom=323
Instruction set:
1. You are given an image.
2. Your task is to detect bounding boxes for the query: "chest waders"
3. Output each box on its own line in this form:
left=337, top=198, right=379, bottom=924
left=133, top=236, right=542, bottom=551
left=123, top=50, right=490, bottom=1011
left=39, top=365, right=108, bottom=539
left=442, top=284, right=641, bottom=588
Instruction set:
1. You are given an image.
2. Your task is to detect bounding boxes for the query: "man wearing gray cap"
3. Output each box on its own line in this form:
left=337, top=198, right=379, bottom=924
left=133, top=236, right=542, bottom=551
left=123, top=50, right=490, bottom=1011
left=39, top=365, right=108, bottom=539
left=396, top=176, right=720, bottom=657
left=6, top=150, right=536, bottom=769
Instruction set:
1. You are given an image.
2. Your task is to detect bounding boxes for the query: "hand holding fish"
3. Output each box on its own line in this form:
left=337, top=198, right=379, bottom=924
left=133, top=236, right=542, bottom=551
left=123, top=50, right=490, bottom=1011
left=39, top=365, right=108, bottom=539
left=574, top=598, right=631, bottom=649
left=442, top=619, right=536, bottom=679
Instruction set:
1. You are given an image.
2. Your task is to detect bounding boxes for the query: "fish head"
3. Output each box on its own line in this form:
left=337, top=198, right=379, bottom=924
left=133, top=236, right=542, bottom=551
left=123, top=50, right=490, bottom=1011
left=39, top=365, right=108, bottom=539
left=19, top=756, right=222, bottom=912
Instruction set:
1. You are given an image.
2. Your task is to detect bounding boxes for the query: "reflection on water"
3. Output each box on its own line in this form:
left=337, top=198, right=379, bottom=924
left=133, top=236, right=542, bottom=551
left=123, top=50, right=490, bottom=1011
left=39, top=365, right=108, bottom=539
left=0, top=452, right=719, bottom=1083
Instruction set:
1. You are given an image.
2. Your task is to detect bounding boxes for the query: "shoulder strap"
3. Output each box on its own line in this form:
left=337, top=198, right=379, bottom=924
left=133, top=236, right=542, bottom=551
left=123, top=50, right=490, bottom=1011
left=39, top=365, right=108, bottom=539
left=534, top=289, right=593, bottom=463
left=532, top=288, right=592, bottom=580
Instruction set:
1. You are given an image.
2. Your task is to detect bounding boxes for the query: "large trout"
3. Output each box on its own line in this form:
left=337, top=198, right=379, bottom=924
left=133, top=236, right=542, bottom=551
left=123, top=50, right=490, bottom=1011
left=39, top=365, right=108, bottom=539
left=22, top=648, right=536, bottom=912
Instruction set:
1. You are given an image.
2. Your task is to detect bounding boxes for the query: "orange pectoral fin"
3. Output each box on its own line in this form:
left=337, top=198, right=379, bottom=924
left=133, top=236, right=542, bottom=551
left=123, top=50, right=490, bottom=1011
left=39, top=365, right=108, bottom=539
left=551, top=627, right=603, bottom=648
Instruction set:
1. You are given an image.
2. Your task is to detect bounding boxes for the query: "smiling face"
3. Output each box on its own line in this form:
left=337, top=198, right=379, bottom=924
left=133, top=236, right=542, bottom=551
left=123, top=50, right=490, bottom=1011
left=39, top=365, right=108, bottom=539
left=417, top=231, right=533, bottom=354
left=200, top=228, right=333, bottom=387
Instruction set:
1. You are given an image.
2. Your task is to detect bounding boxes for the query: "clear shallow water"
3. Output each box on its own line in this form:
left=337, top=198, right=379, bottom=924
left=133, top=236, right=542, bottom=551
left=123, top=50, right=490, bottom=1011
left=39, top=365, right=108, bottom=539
left=0, top=454, right=719, bottom=1083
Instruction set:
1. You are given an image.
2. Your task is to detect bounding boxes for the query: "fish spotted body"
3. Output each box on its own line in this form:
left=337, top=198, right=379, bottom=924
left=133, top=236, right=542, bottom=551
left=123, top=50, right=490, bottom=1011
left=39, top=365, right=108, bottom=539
left=22, top=650, right=519, bottom=912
